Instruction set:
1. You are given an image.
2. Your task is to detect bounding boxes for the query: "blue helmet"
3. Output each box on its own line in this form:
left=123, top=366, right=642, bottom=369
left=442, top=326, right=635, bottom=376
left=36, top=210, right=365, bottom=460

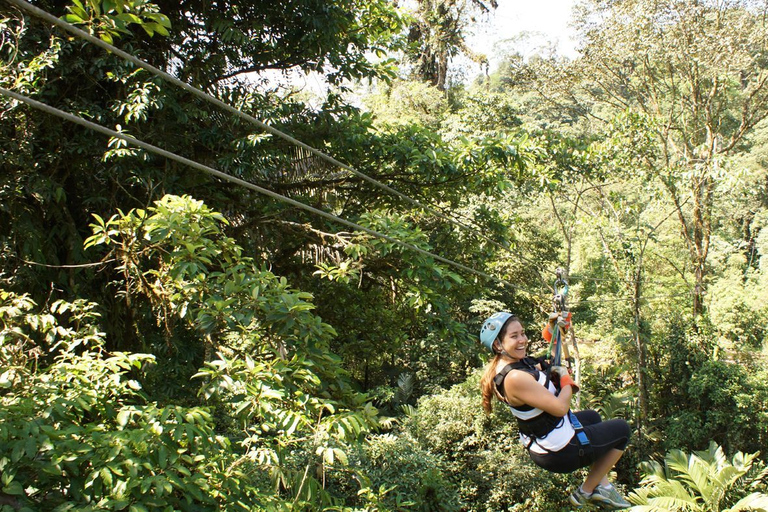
left=479, top=312, right=515, bottom=352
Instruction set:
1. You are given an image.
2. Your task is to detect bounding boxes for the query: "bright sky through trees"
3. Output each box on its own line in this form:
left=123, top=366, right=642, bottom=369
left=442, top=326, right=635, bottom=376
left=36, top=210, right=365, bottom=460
left=468, top=0, right=579, bottom=66
left=259, top=0, right=579, bottom=94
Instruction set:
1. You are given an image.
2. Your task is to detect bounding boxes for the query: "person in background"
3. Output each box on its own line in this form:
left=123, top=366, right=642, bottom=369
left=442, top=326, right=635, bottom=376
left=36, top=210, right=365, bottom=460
left=479, top=311, right=631, bottom=510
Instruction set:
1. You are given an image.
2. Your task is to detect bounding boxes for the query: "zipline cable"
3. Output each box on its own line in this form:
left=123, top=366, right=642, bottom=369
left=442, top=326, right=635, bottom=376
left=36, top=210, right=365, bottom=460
left=571, top=294, right=682, bottom=305
left=0, top=85, right=548, bottom=298
left=1, top=85, right=676, bottom=308
left=5, top=1, right=679, bottom=303
left=4, top=0, right=552, bottom=291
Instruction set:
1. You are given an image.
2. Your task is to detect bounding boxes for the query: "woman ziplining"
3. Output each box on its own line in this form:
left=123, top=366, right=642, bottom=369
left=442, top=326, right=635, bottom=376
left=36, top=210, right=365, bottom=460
left=478, top=310, right=632, bottom=510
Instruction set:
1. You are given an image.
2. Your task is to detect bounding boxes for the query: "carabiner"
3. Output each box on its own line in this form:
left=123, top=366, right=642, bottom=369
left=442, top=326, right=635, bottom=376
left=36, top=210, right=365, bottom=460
left=553, top=268, right=569, bottom=312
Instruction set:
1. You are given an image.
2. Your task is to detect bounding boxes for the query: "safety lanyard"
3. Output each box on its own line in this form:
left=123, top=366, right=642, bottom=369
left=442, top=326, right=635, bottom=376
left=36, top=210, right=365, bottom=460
left=551, top=269, right=569, bottom=367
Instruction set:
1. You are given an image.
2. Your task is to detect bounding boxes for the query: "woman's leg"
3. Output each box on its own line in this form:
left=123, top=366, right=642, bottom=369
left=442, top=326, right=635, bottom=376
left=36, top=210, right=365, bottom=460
left=582, top=448, right=624, bottom=492
left=579, top=417, right=631, bottom=493
left=563, top=412, right=632, bottom=508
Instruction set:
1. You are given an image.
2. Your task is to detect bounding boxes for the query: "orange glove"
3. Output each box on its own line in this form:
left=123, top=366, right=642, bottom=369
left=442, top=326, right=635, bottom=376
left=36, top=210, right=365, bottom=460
left=559, top=374, right=579, bottom=393
left=542, top=311, right=572, bottom=342
left=551, top=365, right=579, bottom=393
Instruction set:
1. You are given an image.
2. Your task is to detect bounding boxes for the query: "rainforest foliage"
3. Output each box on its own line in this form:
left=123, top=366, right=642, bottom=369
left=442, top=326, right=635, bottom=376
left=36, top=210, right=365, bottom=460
left=1, top=0, right=768, bottom=510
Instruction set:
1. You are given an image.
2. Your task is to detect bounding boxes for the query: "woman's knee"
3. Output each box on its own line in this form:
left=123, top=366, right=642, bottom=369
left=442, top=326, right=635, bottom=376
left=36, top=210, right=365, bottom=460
left=576, top=409, right=602, bottom=426
left=617, top=418, right=631, bottom=438
left=610, top=418, right=631, bottom=449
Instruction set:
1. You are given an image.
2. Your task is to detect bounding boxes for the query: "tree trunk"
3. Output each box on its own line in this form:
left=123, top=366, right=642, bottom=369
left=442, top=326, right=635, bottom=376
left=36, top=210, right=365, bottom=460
left=693, top=169, right=713, bottom=318
left=632, top=273, right=649, bottom=431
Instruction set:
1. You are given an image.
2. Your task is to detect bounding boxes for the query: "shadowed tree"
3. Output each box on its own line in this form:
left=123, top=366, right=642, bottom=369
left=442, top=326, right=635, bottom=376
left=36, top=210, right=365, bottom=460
left=405, top=0, right=497, bottom=90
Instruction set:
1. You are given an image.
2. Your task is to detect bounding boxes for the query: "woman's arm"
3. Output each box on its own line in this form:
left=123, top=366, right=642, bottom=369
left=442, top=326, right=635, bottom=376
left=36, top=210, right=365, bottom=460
left=504, top=371, right=573, bottom=417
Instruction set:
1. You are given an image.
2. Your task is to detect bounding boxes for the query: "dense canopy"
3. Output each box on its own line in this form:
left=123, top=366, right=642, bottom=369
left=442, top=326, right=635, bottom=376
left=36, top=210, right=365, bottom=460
left=1, top=0, right=768, bottom=510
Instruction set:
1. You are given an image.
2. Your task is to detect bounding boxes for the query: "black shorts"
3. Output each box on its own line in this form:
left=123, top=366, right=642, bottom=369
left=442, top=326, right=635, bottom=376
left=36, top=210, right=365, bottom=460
left=527, top=410, right=630, bottom=474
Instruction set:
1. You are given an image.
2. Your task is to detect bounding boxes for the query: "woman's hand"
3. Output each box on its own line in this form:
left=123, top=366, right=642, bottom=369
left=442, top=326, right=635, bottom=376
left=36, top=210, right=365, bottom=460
left=551, top=365, right=579, bottom=393
left=547, top=312, right=571, bottom=331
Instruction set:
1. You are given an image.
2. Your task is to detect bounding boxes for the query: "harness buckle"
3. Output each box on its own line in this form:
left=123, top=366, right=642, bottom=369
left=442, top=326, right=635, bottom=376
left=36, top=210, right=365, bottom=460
left=568, top=412, right=590, bottom=447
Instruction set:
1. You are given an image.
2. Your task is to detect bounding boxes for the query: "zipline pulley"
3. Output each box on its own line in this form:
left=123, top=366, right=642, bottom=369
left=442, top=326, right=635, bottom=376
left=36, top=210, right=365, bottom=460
left=550, top=268, right=570, bottom=367
left=553, top=267, right=569, bottom=314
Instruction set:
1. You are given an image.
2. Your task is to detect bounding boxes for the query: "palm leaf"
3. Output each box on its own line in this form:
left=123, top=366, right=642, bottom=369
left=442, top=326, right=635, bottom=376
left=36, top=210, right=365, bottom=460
left=629, top=487, right=655, bottom=504
left=715, top=466, right=749, bottom=489
left=694, top=442, right=727, bottom=470
left=646, top=495, right=702, bottom=511
left=633, top=443, right=767, bottom=512
left=640, top=460, right=667, bottom=480
left=724, top=492, right=768, bottom=512
left=679, top=455, right=713, bottom=502
left=666, top=449, right=693, bottom=476
left=731, top=450, right=759, bottom=473
left=748, top=465, right=768, bottom=491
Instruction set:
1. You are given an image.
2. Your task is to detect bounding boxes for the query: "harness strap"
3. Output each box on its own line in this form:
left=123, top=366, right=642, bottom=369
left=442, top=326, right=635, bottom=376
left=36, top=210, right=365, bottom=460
left=568, top=411, right=591, bottom=457
left=494, top=359, right=551, bottom=401
left=493, top=364, right=513, bottom=397
left=495, top=359, right=591, bottom=452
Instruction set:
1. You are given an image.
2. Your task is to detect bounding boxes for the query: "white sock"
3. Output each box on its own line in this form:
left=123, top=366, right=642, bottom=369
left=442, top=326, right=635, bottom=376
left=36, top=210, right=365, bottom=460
left=580, top=485, right=593, bottom=495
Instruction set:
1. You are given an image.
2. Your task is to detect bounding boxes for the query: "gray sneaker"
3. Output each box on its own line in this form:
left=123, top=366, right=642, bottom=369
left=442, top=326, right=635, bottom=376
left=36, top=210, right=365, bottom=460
left=569, top=486, right=590, bottom=508
left=589, top=484, right=631, bottom=509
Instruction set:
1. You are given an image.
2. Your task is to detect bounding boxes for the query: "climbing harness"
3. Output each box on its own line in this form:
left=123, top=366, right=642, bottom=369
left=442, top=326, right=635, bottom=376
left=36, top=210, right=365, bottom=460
left=495, top=358, right=570, bottom=453
left=494, top=358, right=563, bottom=440
left=494, top=356, right=590, bottom=454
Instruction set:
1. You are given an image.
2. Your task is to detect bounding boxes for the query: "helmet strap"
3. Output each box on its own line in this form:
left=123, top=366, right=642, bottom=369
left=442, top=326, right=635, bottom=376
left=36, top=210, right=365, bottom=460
left=492, top=339, right=519, bottom=361
left=494, top=344, right=517, bottom=361
left=500, top=350, right=518, bottom=360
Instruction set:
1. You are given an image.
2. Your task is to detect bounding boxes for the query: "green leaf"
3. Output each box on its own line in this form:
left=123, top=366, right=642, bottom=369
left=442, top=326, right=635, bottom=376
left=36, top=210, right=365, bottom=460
left=2, top=481, right=23, bottom=496
left=68, top=2, right=89, bottom=20
left=146, top=12, right=171, bottom=27
left=63, top=14, right=86, bottom=23
left=115, top=13, right=143, bottom=24
left=100, top=467, right=113, bottom=487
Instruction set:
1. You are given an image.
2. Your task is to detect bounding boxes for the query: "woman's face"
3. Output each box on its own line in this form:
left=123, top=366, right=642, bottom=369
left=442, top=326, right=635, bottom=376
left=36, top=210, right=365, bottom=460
left=498, top=320, right=528, bottom=360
